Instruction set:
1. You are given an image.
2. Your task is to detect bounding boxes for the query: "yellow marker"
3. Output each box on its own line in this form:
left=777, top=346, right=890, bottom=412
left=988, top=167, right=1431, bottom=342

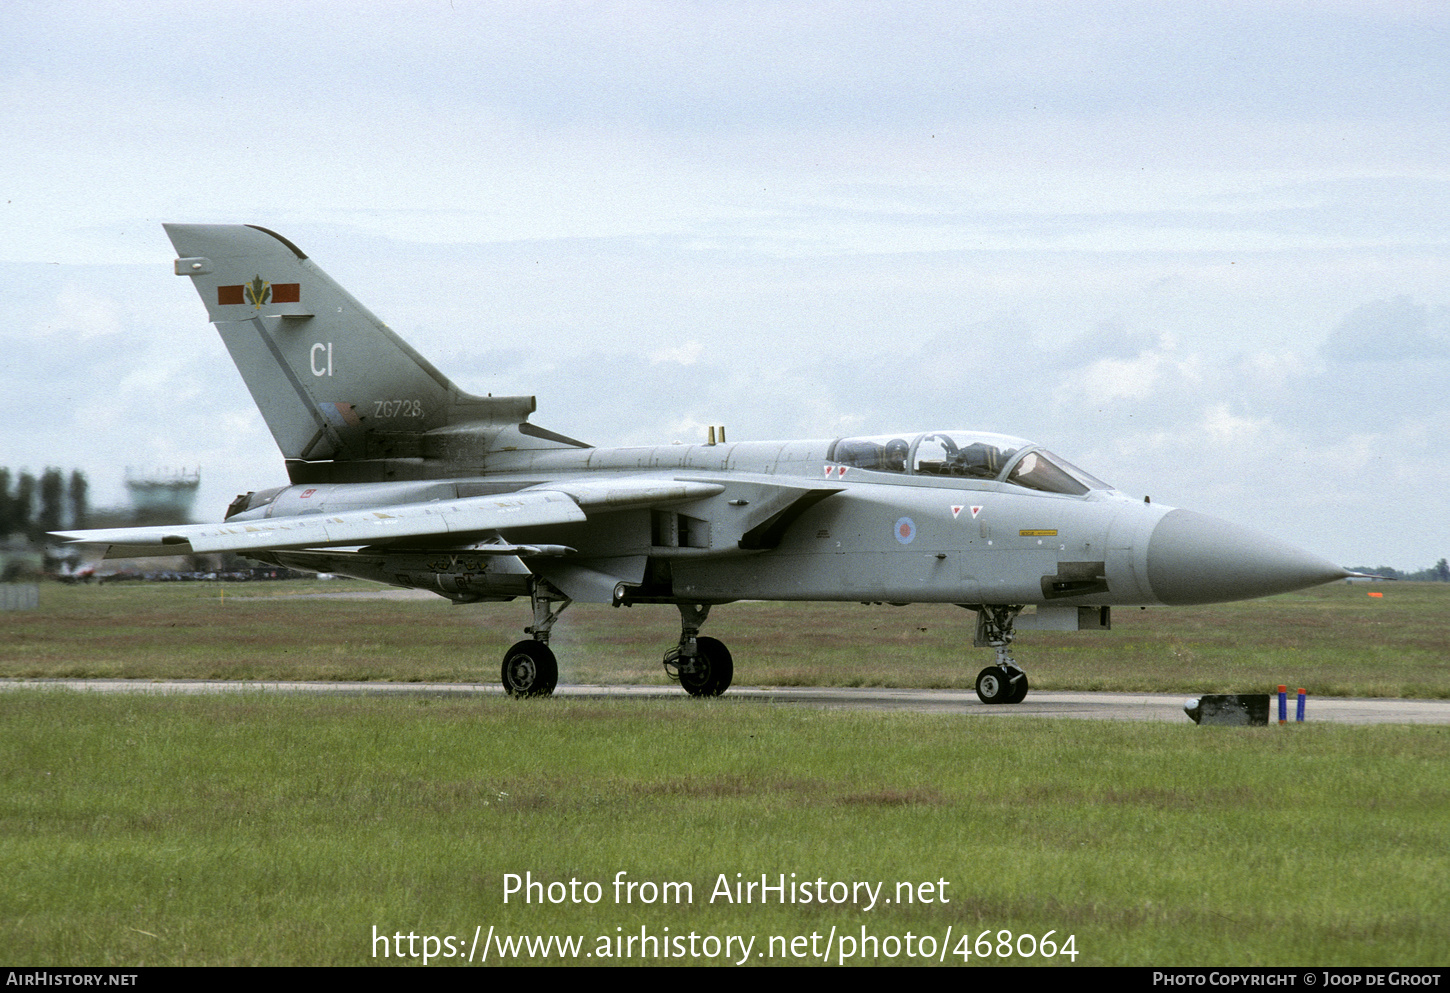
left=1019, top=529, right=1058, bottom=537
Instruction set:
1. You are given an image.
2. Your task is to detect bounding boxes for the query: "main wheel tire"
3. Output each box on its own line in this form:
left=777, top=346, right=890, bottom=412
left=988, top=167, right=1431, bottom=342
left=679, top=636, right=733, bottom=697
left=1007, top=670, right=1029, bottom=704
left=501, top=640, right=558, bottom=697
left=975, top=665, right=1013, bottom=705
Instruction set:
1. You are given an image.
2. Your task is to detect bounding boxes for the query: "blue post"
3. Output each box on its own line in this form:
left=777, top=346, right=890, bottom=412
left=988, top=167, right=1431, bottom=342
left=1296, top=688, right=1306, bottom=722
left=1278, top=685, right=1287, bottom=725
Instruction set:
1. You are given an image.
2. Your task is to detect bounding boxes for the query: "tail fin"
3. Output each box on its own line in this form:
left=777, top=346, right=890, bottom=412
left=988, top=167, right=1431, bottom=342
left=166, top=224, right=567, bottom=478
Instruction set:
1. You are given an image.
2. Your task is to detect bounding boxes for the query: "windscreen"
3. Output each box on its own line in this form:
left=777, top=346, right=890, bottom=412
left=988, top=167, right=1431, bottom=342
left=1005, top=450, right=1111, bottom=495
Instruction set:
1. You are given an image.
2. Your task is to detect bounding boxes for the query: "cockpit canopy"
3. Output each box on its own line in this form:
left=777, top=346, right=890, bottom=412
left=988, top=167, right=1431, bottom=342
left=828, top=431, right=1111, bottom=496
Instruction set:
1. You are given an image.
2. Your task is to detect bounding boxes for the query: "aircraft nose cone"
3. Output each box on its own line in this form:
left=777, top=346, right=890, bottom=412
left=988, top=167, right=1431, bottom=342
left=1146, top=509, right=1348, bottom=606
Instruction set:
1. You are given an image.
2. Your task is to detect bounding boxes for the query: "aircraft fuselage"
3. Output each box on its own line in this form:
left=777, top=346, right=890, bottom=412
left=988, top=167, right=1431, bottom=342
left=233, top=435, right=1341, bottom=613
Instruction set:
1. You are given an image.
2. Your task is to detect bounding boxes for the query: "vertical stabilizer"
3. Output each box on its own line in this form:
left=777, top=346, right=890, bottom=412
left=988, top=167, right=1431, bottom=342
left=165, top=224, right=542, bottom=468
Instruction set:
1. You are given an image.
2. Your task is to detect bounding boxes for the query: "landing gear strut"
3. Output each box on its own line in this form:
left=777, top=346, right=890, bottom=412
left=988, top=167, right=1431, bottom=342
left=501, top=582, right=569, bottom=697
left=973, top=605, right=1029, bottom=705
left=663, top=602, right=733, bottom=697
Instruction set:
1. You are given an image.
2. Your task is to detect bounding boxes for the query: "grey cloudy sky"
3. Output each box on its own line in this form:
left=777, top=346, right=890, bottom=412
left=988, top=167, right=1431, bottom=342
left=2, top=1, right=1447, bottom=569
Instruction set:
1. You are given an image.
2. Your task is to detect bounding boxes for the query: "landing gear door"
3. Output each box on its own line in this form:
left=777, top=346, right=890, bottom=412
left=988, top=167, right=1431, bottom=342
left=1013, top=605, right=1111, bottom=632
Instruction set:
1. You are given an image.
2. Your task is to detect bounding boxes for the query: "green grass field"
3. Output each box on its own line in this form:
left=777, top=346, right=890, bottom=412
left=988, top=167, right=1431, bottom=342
left=2, top=579, right=1446, bottom=697
left=2, top=580, right=1447, bottom=967
left=2, top=692, right=1447, bottom=966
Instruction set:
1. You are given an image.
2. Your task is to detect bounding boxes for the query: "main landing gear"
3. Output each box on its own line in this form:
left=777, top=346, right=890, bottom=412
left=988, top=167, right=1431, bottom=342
left=662, top=602, right=733, bottom=697
left=500, top=583, right=569, bottom=697
left=973, top=605, right=1029, bottom=705
left=500, top=588, right=735, bottom=699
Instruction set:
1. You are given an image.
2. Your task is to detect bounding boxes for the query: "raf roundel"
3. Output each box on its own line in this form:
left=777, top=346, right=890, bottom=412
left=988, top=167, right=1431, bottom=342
left=894, top=517, right=916, bottom=544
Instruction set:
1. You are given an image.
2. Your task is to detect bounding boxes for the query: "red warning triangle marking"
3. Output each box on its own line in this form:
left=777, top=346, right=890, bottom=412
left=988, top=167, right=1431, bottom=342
left=970, top=506, right=983, bottom=518
left=951, top=505, right=963, bottom=519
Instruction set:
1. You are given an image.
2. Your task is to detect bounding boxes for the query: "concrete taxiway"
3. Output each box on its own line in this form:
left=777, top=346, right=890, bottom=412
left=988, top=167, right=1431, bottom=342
left=4, top=679, right=1447, bottom=725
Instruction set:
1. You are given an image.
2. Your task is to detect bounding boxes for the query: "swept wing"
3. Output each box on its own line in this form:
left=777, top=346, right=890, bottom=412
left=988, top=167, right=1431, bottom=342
left=54, top=478, right=728, bottom=559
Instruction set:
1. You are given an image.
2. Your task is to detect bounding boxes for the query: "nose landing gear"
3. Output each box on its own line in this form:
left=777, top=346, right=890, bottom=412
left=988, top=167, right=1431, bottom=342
left=972, top=605, right=1029, bottom=705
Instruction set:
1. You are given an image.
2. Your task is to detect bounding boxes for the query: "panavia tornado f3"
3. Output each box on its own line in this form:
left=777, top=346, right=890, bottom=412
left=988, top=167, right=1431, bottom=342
left=55, top=224, right=1350, bottom=702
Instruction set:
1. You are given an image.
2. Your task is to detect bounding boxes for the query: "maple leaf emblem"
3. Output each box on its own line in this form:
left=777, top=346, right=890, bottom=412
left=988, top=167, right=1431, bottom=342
left=244, top=275, right=271, bottom=309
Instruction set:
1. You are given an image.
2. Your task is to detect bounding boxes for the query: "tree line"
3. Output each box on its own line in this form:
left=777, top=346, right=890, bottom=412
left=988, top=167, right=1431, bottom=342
left=0, top=468, right=89, bottom=539
left=1348, top=559, right=1450, bottom=583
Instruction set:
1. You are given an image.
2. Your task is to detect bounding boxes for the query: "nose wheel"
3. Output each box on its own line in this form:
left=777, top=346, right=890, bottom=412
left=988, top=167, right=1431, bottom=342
left=972, top=605, right=1030, bottom=704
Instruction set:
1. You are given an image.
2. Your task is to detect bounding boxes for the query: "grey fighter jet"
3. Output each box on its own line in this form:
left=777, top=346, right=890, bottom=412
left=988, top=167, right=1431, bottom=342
left=54, top=224, right=1350, bottom=703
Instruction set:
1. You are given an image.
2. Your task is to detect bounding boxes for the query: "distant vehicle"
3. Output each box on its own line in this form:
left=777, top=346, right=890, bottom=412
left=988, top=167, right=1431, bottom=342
left=56, top=225, right=1349, bottom=702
